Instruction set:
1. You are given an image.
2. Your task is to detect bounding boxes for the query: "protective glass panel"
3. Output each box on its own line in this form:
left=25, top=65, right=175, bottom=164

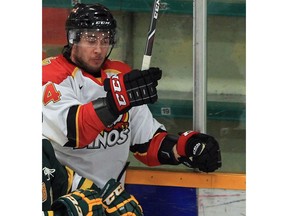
left=206, top=0, right=246, bottom=173
left=43, top=0, right=245, bottom=173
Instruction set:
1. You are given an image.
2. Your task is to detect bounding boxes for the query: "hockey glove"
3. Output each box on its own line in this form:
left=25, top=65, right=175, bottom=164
left=176, top=131, right=222, bottom=172
left=100, top=178, right=144, bottom=216
left=104, top=67, right=162, bottom=115
left=51, top=188, right=105, bottom=216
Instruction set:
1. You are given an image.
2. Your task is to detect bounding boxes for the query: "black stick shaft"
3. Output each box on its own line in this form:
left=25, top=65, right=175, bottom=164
left=141, top=0, right=161, bottom=70
left=117, top=161, right=130, bottom=182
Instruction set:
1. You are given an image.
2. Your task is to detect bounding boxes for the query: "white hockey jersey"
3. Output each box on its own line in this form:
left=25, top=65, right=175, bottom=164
left=42, top=55, right=165, bottom=188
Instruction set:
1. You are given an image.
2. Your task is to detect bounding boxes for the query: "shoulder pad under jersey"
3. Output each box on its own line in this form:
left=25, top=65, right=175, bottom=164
left=42, top=55, right=77, bottom=85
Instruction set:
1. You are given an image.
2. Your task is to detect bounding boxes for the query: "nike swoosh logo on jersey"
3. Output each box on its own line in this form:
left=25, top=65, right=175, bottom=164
left=161, top=151, right=171, bottom=158
left=79, top=85, right=83, bottom=90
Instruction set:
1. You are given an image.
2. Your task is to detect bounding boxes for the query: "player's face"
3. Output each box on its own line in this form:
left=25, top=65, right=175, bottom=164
left=71, top=31, right=112, bottom=73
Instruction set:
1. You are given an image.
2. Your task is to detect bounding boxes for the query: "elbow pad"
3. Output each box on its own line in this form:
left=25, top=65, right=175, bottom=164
left=92, top=98, right=119, bottom=127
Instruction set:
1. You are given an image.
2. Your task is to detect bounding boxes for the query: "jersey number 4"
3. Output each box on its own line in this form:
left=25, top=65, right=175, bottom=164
left=43, top=83, right=61, bottom=105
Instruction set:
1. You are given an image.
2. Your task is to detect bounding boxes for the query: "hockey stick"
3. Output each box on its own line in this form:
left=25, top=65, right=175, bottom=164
left=141, top=0, right=161, bottom=70
left=117, top=161, right=130, bottom=182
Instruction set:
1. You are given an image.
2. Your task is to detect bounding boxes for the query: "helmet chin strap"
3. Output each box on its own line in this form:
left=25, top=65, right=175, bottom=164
left=99, top=43, right=114, bottom=69
left=104, top=44, right=114, bottom=61
left=62, top=44, right=73, bottom=62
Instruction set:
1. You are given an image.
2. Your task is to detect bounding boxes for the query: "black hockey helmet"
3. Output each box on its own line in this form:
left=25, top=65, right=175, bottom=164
left=65, top=3, right=117, bottom=45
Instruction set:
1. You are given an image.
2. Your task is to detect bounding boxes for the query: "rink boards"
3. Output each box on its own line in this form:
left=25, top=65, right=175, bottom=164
left=125, top=169, right=246, bottom=216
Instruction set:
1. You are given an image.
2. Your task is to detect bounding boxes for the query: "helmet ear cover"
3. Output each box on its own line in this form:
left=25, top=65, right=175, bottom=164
left=67, top=29, right=79, bottom=44
left=65, top=3, right=117, bottom=46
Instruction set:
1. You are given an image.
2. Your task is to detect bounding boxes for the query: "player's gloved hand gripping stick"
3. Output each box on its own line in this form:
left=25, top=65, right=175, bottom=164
left=104, top=68, right=162, bottom=116
left=95, top=0, right=161, bottom=127
left=104, top=0, right=162, bottom=117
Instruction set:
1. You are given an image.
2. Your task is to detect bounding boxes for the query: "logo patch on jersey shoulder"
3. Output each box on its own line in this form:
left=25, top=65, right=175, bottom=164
left=42, top=57, right=56, bottom=66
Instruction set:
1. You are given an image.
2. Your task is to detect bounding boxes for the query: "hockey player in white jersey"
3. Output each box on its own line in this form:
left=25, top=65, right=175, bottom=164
left=42, top=3, right=222, bottom=215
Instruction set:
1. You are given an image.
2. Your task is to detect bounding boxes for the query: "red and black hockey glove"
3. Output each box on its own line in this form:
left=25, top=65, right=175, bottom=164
left=176, top=131, right=222, bottom=172
left=104, top=67, right=162, bottom=115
